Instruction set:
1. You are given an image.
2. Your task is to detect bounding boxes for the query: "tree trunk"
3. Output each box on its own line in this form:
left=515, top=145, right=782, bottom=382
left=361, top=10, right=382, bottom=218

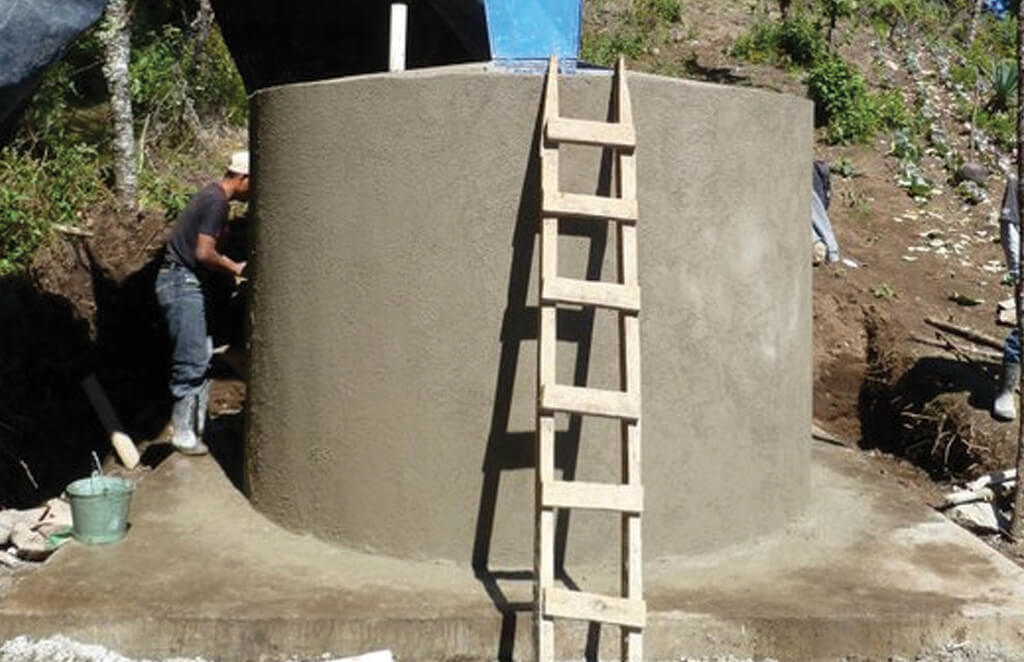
left=1009, top=0, right=1024, bottom=542
left=101, top=0, right=137, bottom=215
left=189, top=0, right=215, bottom=66
left=966, top=0, right=985, bottom=45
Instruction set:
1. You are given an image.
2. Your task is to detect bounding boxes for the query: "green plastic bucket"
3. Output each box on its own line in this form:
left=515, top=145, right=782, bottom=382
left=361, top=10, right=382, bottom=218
left=66, top=476, right=134, bottom=544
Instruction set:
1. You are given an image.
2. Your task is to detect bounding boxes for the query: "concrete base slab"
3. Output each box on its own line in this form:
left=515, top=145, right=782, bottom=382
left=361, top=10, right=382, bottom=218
left=2, top=443, right=1024, bottom=661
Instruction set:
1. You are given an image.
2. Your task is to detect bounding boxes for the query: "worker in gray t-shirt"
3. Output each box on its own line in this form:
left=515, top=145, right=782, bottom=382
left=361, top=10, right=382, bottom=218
left=994, top=175, right=1021, bottom=421
left=155, top=151, right=250, bottom=454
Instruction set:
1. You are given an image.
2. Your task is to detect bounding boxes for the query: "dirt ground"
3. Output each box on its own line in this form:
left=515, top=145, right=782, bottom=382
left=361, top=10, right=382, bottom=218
left=1, top=0, right=1021, bottom=583
left=585, top=0, right=1024, bottom=556
left=0, top=204, right=249, bottom=510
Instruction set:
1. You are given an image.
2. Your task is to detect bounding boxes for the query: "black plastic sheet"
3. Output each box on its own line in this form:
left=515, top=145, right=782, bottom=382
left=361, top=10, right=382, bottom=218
left=0, top=0, right=106, bottom=136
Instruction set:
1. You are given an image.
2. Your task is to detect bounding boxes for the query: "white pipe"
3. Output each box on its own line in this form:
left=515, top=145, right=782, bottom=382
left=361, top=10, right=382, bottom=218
left=389, top=3, right=407, bottom=72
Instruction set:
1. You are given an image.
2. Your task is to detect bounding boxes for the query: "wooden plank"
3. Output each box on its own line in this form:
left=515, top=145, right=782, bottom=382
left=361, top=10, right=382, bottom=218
left=536, top=54, right=560, bottom=662
left=542, top=191, right=638, bottom=223
left=546, top=117, right=635, bottom=150
left=542, top=479, right=643, bottom=513
left=81, top=374, right=140, bottom=470
left=543, top=587, right=646, bottom=628
left=542, top=276, right=640, bottom=313
left=616, top=57, right=634, bottom=128
left=536, top=415, right=556, bottom=662
left=616, top=58, right=645, bottom=662
left=541, top=383, right=639, bottom=421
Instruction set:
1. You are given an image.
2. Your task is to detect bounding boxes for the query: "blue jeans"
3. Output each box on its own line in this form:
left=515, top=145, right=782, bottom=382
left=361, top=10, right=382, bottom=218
left=1007, top=328, right=1020, bottom=365
left=811, top=191, right=839, bottom=261
left=155, top=265, right=212, bottom=399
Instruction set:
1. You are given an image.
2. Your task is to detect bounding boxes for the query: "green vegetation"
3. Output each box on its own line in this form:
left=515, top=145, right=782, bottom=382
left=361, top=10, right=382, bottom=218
left=986, top=58, right=1018, bottom=112
left=582, top=30, right=647, bottom=65
left=0, top=6, right=247, bottom=276
left=641, top=0, right=683, bottom=23
left=870, top=283, right=897, bottom=299
left=807, top=55, right=879, bottom=143
left=582, top=0, right=683, bottom=66
left=730, top=15, right=826, bottom=67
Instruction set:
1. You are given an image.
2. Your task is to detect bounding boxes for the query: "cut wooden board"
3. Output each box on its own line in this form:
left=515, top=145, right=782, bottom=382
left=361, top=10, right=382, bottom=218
left=542, top=191, right=638, bottom=222
left=542, top=276, right=640, bottom=312
left=540, top=383, right=640, bottom=421
left=81, top=374, right=140, bottom=470
left=546, top=117, right=635, bottom=149
left=541, top=479, right=643, bottom=513
left=543, top=587, right=646, bottom=628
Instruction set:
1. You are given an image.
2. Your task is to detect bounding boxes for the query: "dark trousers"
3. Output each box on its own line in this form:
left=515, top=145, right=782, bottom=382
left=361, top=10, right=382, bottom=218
left=155, top=265, right=212, bottom=399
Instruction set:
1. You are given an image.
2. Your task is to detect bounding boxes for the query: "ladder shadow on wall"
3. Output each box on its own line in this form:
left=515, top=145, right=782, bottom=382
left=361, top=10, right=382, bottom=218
left=471, top=85, right=617, bottom=662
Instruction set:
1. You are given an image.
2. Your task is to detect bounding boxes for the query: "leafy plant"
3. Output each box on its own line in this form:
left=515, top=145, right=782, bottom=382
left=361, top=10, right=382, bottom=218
left=0, top=142, right=106, bottom=276
left=807, top=55, right=878, bottom=143
left=870, top=283, right=896, bottom=299
left=897, top=160, right=935, bottom=199
left=832, top=157, right=857, bottom=177
left=639, top=0, right=682, bottom=23
left=889, top=129, right=922, bottom=161
left=986, top=58, right=1018, bottom=113
left=950, top=63, right=979, bottom=90
left=956, top=180, right=987, bottom=205
left=874, top=89, right=911, bottom=131
left=818, top=0, right=858, bottom=46
left=731, top=15, right=826, bottom=68
left=131, top=24, right=248, bottom=143
left=581, top=30, right=646, bottom=66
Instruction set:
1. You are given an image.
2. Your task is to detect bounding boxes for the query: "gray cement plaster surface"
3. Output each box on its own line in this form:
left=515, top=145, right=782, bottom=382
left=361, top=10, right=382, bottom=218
left=246, top=64, right=813, bottom=565
left=1, top=443, right=1023, bottom=661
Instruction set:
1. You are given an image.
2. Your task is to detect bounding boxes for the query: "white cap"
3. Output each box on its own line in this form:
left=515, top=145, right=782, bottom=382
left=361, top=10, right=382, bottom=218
left=228, top=151, right=250, bottom=175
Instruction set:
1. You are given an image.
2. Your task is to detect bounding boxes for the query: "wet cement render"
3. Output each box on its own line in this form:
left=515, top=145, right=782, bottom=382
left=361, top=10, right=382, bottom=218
left=245, top=64, right=812, bottom=565
left=1, top=442, right=1024, bottom=661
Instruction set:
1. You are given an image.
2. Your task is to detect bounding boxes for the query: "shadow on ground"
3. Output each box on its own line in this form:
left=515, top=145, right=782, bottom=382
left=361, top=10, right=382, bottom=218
left=858, top=308, right=1005, bottom=478
left=469, top=83, right=618, bottom=662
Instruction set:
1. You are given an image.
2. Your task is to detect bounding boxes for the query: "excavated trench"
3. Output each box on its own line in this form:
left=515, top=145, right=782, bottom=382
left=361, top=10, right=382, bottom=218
left=0, top=213, right=249, bottom=509
left=854, top=307, right=1013, bottom=480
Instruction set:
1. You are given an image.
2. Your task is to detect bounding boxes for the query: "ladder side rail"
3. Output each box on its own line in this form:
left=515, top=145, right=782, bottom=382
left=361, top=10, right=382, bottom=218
left=535, top=55, right=561, bottom=662
left=615, top=56, right=645, bottom=662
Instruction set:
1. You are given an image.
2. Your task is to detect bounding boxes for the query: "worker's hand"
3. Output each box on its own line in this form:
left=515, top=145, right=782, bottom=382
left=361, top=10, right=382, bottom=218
left=234, top=260, right=249, bottom=285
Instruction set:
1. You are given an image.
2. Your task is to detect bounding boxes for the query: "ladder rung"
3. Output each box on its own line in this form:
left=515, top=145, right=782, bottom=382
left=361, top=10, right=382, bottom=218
left=543, top=587, right=646, bottom=628
left=542, top=480, right=643, bottom=513
left=542, top=277, right=640, bottom=312
left=543, top=191, right=638, bottom=222
left=540, top=384, right=639, bottom=420
left=546, top=118, right=636, bottom=149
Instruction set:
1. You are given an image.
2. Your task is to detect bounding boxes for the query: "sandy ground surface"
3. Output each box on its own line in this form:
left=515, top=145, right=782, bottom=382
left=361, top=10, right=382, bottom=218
left=2, top=635, right=1024, bottom=662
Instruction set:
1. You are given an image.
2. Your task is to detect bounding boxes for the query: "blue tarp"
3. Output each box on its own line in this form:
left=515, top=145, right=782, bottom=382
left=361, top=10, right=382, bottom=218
left=983, top=0, right=1010, bottom=18
left=484, top=0, right=582, bottom=64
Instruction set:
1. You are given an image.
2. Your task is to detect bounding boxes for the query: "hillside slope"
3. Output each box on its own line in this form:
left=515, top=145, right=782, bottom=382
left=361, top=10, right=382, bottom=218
left=583, top=0, right=1022, bottom=506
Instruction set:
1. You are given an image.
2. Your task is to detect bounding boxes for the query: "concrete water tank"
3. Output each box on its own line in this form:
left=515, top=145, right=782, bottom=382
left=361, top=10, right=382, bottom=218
left=245, top=64, right=812, bottom=568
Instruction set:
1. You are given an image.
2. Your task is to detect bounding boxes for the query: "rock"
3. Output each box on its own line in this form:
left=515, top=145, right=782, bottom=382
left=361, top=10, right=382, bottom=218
left=813, top=241, right=827, bottom=266
left=947, top=501, right=1006, bottom=533
left=9, top=522, right=51, bottom=561
left=333, top=652, right=394, bottom=662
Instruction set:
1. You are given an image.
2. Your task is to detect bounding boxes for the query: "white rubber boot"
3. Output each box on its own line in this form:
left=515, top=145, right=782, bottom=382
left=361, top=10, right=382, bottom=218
left=993, top=362, right=1020, bottom=422
left=171, top=395, right=208, bottom=455
left=195, top=379, right=210, bottom=440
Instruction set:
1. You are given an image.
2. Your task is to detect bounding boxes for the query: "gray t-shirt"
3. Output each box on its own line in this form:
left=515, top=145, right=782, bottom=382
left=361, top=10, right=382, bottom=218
left=166, top=183, right=229, bottom=272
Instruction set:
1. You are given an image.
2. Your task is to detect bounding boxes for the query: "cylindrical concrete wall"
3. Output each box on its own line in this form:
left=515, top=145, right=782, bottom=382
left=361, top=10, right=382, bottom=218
left=246, top=64, right=812, bottom=567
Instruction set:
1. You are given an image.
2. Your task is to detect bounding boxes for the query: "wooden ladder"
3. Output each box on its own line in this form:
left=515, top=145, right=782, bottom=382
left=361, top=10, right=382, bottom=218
left=535, top=56, right=644, bottom=662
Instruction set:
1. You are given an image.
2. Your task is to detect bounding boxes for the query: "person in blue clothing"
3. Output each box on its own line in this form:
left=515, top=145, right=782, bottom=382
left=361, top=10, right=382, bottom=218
left=812, top=160, right=840, bottom=265
left=994, top=174, right=1021, bottom=421
left=155, top=151, right=250, bottom=454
